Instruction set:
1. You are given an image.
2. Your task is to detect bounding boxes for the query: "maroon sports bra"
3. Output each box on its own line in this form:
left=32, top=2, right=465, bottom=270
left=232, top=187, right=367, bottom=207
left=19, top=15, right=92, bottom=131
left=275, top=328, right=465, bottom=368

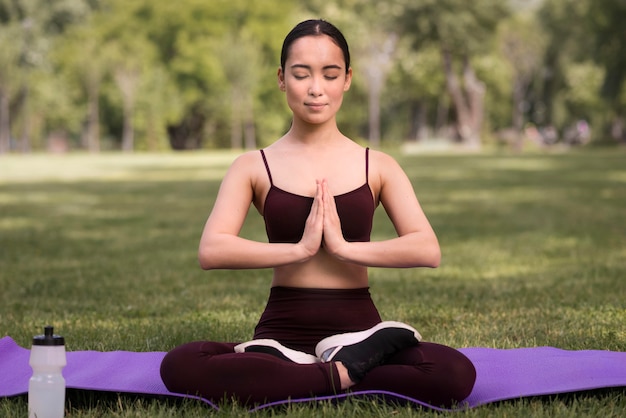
left=261, top=148, right=375, bottom=244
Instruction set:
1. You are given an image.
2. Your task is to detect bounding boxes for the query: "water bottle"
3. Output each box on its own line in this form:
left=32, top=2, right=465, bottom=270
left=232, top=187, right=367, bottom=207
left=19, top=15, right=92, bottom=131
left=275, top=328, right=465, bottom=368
left=28, top=325, right=66, bottom=418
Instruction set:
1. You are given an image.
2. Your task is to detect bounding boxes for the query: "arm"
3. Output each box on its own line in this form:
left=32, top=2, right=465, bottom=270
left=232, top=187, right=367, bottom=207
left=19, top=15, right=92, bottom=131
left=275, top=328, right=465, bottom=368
left=198, top=153, right=324, bottom=270
left=322, top=152, right=441, bottom=268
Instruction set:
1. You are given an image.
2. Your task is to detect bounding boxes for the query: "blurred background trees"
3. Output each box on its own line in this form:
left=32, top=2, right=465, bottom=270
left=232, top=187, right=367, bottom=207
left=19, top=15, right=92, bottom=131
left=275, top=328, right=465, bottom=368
left=0, top=0, right=624, bottom=153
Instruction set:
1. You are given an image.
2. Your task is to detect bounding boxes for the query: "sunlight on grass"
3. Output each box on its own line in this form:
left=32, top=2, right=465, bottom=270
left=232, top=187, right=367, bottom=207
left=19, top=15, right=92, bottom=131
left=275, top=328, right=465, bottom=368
left=607, top=170, right=626, bottom=182
left=0, top=152, right=239, bottom=183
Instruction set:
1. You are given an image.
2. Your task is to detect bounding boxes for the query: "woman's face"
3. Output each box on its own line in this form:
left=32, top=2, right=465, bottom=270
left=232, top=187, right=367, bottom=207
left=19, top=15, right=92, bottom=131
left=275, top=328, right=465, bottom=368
left=278, top=35, right=352, bottom=126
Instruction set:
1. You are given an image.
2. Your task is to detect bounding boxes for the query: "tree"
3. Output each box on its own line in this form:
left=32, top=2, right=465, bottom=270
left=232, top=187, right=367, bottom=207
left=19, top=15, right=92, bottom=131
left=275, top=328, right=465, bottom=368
left=217, top=31, right=262, bottom=150
left=588, top=0, right=626, bottom=142
left=386, top=42, right=446, bottom=141
left=537, top=0, right=593, bottom=131
left=0, top=0, right=96, bottom=153
left=134, top=66, right=181, bottom=151
left=359, top=30, right=397, bottom=147
left=112, top=59, right=140, bottom=152
left=498, top=12, right=546, bottom=149
left=0, top=22, right=20, bottom=153
left=126, top=0, right=292, bottom=150
left=56, top=25, right=109, bottom=152
left=398, top=0, right=509, bottom=148
left=94, top=0, right=161, bottom=151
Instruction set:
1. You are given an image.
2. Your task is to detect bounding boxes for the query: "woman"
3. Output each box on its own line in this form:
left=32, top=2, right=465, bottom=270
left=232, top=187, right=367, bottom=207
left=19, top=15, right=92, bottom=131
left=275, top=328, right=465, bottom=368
left=160, top=19, right=476, bottom=408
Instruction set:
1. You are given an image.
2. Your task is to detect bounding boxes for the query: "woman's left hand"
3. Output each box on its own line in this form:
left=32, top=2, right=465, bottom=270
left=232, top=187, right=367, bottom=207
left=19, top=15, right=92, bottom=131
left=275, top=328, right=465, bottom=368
left=320, top=179, right=348, bottom=259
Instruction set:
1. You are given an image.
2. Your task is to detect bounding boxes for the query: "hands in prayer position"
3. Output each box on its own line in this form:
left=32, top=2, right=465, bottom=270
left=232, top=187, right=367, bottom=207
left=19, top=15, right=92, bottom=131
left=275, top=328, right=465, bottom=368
left=301, top=179, right=346, bottom=260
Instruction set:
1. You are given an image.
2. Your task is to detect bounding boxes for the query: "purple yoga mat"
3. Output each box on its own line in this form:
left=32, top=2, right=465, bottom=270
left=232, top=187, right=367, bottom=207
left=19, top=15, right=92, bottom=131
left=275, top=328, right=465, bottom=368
left=0, top=337, right=216, bottom=409
left=1, top=336, right=625, bottom=412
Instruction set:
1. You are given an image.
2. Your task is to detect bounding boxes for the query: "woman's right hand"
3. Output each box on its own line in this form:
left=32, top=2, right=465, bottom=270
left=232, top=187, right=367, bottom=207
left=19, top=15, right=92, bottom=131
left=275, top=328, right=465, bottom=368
left=298, top=180, right=324, bottom=259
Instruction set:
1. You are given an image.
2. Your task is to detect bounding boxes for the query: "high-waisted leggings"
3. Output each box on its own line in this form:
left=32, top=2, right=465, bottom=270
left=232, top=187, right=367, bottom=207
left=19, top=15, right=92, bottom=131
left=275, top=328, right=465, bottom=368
left=160, top=286, right=476, bottom=407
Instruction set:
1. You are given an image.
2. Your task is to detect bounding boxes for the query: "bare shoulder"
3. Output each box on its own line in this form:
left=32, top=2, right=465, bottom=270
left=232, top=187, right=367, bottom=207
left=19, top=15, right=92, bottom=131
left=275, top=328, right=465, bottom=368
left=230, top=149, right=262, bottom=168
left=224, top=150, right=265, bottom=178
left=215, top=151, right=266, bottom=194
left=223, top=150, right=272, bottom=206
left=368, top=149, right=405, bottom=178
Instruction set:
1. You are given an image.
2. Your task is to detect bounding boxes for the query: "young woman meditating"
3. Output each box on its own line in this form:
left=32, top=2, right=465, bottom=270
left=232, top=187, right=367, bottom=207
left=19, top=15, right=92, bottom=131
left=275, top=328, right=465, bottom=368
left=160, top=19, right=476, bottom=408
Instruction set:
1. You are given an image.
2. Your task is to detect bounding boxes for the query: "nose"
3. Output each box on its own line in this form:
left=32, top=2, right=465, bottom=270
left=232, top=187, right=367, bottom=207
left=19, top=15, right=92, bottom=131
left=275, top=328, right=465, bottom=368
left=308, top=75, right=323, bottom=96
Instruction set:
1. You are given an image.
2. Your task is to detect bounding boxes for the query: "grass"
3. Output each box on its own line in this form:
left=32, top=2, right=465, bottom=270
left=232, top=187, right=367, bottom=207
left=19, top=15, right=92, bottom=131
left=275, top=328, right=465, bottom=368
left=1, top=149, right=625, bottom=417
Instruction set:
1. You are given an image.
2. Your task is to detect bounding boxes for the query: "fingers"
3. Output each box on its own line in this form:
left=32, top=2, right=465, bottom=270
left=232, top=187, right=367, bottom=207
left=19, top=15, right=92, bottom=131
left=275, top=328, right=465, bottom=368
left=320, top=180, right=346, bottom=256
left=300, top=179, right=347, bottom=259
left=309, top=179, right=323, bottom=214
left=321, top=179, right=339, bottom=224
left=299, top=180, right=324, bottom=257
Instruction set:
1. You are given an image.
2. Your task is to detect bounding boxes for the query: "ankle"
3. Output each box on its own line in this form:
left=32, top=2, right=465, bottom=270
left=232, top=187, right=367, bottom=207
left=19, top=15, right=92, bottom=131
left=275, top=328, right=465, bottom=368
left=335, top=362, right=355, bottom=390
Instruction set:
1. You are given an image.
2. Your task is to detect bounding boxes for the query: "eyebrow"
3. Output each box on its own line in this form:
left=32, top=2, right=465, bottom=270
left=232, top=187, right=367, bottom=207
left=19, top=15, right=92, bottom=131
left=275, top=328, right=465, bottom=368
left=290, top=64, right=343, bottom=71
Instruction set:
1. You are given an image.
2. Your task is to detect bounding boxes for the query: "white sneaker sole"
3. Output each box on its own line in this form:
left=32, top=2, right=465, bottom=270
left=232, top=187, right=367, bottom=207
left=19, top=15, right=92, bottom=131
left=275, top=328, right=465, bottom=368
left=235, top=339, right=320, bottom=364
left=315, top=321, right=422, bottom=361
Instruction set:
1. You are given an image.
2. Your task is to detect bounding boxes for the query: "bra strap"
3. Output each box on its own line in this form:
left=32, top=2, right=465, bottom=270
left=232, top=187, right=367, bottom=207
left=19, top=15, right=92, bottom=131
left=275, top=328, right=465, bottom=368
left=260, top=149, right=274, bottom=185
left=365, top=147, right=370, bottom=183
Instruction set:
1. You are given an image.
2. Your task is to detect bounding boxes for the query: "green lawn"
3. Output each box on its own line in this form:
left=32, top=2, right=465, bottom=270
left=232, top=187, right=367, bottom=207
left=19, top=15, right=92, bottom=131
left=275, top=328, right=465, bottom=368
left=1, top=149, right=625, bottom=417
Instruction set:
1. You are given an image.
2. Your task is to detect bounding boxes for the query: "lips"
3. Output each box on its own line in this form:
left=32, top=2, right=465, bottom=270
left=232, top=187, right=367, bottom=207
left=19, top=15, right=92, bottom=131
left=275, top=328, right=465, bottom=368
left=306, top=102, right=327, bottom=111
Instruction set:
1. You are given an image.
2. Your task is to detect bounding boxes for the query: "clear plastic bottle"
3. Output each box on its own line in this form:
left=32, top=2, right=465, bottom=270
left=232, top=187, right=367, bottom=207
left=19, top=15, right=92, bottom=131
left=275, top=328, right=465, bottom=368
left=28, top=325, right=66, bottom=418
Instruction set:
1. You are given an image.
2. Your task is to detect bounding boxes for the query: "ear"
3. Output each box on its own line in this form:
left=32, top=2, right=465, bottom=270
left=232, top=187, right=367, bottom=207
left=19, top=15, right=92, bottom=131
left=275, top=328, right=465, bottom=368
left=277, top=67, right=286, bottom=91
left=343, top=67, right=353, bottom=92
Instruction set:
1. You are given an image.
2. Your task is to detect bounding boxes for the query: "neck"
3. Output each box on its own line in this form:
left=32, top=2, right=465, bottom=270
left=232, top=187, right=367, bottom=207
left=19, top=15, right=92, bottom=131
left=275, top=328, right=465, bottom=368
left=286, top=117, right=341, bottom=145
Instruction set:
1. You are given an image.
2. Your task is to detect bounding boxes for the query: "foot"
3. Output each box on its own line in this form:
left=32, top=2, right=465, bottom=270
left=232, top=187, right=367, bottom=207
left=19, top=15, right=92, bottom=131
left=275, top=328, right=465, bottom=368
left=234, top=339, right=320, bottom=364
left=315, top=321, right=421, bottom=382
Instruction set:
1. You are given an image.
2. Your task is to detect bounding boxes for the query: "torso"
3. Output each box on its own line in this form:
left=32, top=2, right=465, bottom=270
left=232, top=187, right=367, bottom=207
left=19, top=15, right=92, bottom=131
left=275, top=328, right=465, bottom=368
left=250, top=140, right=378, bottom=289
left=261, top=149, right=374, bottom=244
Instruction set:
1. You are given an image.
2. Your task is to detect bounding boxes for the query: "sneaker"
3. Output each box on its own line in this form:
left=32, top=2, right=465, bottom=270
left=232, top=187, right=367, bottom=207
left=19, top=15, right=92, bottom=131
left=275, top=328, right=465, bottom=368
left=315, top=321, right=422, bottom=382
left=234, top=339, right=320, bottom=364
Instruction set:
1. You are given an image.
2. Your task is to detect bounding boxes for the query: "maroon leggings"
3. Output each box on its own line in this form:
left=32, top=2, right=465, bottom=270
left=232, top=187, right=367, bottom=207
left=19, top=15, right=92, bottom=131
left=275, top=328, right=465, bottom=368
left=160, top=287, right=476, bottom=407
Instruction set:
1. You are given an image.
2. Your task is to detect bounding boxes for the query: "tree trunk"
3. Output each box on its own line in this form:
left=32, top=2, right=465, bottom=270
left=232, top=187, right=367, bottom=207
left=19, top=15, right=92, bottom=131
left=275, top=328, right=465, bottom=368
left=167, top=109, right=205, bottom=150
left=230, top=89, right=243, bottom=149
left=435, top=94, right=449, bottom=137
left=462, top=56, right=485, bottom=148
left=243, top=94, right=256, bottom=150
left=512, top=79, right=526, bottom=151
left=368, top=80, right=382, bottom=147
left=441, top=50, right=485, bottom=148
left=611, top=116, right=625, bottom=143
left=115, top=69, right=138, bottom=152
left=20, top=101, right=31, bottom=153
left=146, top=111, right=158, bottom=151
left=0, top=87, right=10, bottom=153
left=121, top=100, right=134, bottom=152
left=411, top=102, right=428, bottom=141
left=362, top=33, right=397, bottom=147
left=83, top=81, right=100, bottom=153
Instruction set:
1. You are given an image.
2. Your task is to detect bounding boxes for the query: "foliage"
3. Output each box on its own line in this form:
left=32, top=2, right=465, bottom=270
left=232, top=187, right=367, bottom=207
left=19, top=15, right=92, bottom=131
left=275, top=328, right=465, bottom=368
left=538, top=0, right=626, bottom=140
left=0, top=0, right=98, bottom=151
left=0, top=0, right=625, bottom=151
left=561, top=62, right=606, bottom=119
left=588, top=0, right=626, bottom=103
left=397, top=0, right=509, bottom=55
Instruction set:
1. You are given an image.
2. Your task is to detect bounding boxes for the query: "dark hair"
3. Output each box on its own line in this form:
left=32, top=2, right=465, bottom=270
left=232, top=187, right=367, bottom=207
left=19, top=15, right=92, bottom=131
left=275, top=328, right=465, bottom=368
left=280, top=19, right=351, bottom=73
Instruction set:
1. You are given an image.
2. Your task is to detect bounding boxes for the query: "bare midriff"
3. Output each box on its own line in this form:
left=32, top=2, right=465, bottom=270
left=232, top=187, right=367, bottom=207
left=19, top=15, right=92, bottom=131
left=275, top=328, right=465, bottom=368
left=271, top=249, right=368, bottom=289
